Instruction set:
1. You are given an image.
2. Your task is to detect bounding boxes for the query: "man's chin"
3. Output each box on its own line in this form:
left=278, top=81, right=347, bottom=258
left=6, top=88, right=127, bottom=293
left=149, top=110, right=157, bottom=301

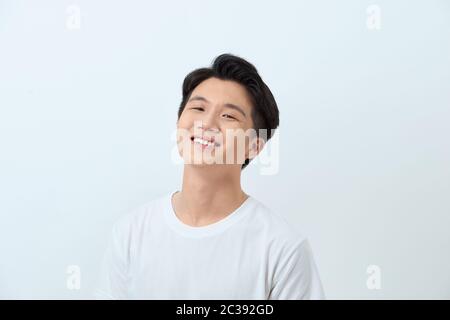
left=183, top=163, right=218, bottom=170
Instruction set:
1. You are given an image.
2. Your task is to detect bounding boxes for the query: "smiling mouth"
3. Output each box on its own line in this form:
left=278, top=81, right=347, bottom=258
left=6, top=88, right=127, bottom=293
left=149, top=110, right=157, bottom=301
left=190, top=135, right=220, bottom=148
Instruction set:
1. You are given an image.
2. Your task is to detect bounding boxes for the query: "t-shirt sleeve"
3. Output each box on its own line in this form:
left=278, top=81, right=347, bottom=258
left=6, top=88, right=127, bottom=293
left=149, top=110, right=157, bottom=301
left=93, top=219, right=131, bottom=299
left=268, top=238, right=325, bottom=300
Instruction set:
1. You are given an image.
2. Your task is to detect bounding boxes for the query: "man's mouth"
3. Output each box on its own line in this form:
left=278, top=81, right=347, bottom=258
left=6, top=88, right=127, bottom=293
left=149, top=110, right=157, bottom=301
left=190, top=135, right=220, bottom=148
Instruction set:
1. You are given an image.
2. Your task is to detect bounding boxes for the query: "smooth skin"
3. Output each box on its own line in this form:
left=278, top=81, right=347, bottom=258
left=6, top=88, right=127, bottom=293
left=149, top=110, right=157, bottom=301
left=173, top=77, right=266, bottom=227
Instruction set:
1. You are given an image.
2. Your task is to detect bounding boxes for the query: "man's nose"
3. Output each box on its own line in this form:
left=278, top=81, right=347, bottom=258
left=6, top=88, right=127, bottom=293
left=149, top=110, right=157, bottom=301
left=195, top=113, right=219, bottom=132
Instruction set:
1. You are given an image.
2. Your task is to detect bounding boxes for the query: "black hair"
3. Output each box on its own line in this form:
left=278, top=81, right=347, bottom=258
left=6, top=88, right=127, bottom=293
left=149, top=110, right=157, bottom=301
left=178, top=53, right=279, bottom=169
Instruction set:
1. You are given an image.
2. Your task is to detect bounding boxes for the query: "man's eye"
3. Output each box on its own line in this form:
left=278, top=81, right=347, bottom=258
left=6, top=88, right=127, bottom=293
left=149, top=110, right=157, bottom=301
left=191, top=107, right=204, bottom=111
left=223, top=114, right=236, bottom=120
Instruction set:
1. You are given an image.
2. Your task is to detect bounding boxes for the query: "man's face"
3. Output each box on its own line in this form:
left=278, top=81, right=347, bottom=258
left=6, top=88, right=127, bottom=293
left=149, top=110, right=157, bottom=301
left=176, top=77, right=261, bottom=168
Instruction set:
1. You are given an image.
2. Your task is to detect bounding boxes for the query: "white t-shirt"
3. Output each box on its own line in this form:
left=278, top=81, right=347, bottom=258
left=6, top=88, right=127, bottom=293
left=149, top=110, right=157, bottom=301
left=94, top=191, right=325, bottom=300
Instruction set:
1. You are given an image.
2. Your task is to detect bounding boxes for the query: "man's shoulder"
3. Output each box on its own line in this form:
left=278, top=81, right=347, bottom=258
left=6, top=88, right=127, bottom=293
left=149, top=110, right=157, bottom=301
left=111, top=193, right=168, bottom=235
left=249, top=197, right=308, bottom=246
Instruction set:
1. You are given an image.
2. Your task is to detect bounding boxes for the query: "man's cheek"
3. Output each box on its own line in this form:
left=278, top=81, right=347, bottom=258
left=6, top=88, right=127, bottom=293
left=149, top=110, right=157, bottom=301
left=221, top=135, right=246, bottom=164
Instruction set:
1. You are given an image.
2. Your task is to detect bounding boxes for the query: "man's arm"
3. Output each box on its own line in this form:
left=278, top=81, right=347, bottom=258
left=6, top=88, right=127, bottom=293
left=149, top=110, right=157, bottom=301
left=268, top=238, right=325, bottom=300
left=93, top=220, right=131, bottom=299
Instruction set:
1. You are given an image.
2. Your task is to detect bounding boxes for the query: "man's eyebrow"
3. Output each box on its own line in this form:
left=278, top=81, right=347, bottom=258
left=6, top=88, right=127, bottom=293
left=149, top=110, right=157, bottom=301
left=188, top=95, right=247, bottom=118
left=223, top=103, right=247, bottom=118
left=188, top=95, right=210, bottom=104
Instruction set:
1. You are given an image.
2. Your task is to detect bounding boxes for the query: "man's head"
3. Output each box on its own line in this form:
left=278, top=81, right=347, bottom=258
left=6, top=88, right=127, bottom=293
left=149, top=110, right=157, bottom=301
left=176, top=53, right=279, bottom=170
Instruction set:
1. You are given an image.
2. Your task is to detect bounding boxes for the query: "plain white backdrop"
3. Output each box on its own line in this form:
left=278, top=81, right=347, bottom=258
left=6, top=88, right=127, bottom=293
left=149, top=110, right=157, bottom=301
left=0, top=0, right=449, bottom=299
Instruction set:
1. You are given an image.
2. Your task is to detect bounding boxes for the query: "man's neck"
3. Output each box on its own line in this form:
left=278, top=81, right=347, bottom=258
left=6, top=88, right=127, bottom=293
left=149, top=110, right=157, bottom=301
left=172, top=164, right=248, bottom=227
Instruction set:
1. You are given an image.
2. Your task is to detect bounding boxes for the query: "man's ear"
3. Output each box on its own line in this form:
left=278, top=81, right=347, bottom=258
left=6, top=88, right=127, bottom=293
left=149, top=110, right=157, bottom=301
left=247, top=137, right=265, bottom=160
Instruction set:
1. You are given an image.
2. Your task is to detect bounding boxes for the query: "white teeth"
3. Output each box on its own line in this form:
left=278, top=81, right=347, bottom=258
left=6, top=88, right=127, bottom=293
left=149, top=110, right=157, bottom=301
left=193, top=137, right=215, bottom=147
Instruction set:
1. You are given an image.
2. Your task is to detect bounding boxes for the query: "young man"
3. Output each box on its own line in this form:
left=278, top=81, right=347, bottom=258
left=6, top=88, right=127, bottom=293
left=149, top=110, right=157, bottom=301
left=94, top=54, right=325, bottom=299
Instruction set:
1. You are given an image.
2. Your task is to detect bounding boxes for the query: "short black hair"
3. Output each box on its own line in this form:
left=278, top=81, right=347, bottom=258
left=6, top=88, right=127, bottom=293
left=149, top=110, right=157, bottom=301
left=178, top=53, right=280, bottom=169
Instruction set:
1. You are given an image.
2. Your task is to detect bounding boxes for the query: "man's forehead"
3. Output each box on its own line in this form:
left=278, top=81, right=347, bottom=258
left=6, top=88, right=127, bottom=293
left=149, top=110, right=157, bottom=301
left=190, top=78, right=253, bottom=111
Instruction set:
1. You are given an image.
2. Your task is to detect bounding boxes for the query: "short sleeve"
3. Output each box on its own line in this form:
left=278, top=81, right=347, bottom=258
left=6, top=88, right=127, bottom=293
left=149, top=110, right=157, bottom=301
left=93, top=219, right=131, bottom=299
left=268, top=238, right=325, bottom=300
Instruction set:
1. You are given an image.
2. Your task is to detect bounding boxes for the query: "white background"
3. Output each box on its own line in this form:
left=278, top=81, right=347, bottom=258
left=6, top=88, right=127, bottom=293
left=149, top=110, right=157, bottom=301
left=0, top=0, right=449, bottom=299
